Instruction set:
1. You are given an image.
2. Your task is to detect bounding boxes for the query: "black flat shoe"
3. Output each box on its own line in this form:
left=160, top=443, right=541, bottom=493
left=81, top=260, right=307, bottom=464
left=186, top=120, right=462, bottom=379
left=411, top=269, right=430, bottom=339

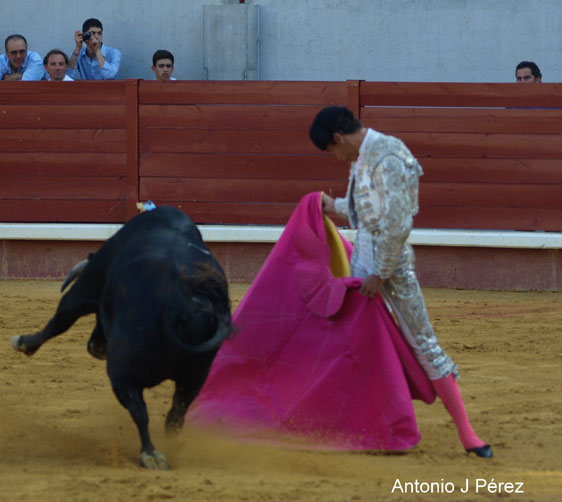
left=466, top=444, right=493, bottom=458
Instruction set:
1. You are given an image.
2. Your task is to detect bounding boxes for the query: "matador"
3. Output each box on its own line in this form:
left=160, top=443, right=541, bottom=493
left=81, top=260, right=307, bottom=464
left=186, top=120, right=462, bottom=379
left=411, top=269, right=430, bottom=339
left=309, top=106, right=492, bottom=458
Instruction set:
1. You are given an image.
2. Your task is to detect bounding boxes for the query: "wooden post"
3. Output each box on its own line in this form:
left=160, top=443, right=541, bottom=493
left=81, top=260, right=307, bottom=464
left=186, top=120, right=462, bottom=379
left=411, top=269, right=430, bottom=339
left=346, top=80, right=362, bottom=119
left=125, top=79, right=140, bottom=221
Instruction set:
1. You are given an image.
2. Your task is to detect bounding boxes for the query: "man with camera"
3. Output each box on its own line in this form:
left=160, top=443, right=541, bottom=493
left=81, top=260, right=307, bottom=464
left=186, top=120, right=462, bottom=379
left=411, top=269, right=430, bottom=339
left=68, top=18, right=121, bottom=80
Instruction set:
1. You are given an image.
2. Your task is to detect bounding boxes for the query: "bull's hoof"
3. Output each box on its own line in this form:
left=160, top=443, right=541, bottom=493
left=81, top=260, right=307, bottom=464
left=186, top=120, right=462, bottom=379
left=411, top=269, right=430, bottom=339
left=87, top=338, right=107, bottom=360
left=140, top=450, right=168, bottom=470
left=165, top=413, right=184, bottom=435
left=10, top=335, right=38, bottom=356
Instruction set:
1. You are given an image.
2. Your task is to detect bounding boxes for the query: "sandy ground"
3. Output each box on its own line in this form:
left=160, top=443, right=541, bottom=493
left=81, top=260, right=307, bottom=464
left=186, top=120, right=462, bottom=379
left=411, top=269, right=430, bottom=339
left=1, top=280, right=561, bottom=502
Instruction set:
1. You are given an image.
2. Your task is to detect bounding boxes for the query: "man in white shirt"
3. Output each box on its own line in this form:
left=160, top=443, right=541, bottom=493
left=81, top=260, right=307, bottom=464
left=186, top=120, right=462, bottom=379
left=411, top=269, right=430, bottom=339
left=43, top=49, right=74, bottom=81
left=152, top=50, right=176, bottom=81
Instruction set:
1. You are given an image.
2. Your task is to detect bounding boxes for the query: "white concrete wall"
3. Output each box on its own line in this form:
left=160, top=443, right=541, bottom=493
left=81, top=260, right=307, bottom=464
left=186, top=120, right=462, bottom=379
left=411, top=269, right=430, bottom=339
left=203, top=3, right=259, bottom=79
left=0, top=0, right=558, bottom=82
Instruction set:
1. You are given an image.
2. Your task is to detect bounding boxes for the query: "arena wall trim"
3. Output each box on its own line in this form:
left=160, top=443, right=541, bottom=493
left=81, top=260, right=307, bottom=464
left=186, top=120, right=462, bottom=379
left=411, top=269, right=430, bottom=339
left=1, top=224, right=562, bottom=249
left=1, top=225, right=561, bottom=291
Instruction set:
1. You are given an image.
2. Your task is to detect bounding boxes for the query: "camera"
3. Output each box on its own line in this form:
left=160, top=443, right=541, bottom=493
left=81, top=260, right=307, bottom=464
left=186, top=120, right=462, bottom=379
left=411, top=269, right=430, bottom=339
left=82, top=32, right=92, bottom=41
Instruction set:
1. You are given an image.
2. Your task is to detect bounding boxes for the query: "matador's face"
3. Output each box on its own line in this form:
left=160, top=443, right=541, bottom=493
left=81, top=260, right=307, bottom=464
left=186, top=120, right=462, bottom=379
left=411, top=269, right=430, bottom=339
left=326, top=134, right=361, bottom=162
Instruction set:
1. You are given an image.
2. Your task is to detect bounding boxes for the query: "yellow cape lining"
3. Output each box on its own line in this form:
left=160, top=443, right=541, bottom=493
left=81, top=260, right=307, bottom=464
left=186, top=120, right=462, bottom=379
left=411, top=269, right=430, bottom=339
left=323, top=214, right=351, bottom=278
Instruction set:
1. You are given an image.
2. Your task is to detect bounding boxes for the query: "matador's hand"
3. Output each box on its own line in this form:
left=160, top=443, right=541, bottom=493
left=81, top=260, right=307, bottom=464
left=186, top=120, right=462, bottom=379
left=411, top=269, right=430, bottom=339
left=321, top=193, right=336, bottom=215
left=359, top=274, right=385, bottom=298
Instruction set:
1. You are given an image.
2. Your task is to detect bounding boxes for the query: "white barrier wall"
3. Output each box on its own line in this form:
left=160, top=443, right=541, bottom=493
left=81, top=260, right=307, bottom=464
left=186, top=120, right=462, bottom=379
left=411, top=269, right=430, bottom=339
left=2, top=224, right=561, bottom=250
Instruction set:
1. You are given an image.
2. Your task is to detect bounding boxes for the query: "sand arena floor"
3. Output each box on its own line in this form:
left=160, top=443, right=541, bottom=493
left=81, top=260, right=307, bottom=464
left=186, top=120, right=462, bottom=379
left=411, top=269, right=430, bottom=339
left=1, top=280, right=561, bottom=502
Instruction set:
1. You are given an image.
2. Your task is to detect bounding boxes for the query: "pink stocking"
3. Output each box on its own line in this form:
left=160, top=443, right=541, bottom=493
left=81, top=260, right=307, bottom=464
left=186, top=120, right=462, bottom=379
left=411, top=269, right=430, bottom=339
left=432, top=374, right=487, bottom=450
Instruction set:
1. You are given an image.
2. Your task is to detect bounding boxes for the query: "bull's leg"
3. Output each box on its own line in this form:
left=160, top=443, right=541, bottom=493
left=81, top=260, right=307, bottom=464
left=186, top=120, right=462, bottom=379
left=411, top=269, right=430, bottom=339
left=110, top=380, right=168, bottom=470
left=11, top=295, right=93, bottom=356
left=165, top=374, right=209, bottom=434
left=87, top=318, right=107, bottom=360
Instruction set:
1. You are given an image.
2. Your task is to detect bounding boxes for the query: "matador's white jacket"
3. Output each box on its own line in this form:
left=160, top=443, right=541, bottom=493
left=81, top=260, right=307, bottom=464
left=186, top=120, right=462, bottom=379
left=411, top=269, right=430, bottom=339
left=334, top=128, right=423, bottom=279
left=334, top=128, right=458, bottom=380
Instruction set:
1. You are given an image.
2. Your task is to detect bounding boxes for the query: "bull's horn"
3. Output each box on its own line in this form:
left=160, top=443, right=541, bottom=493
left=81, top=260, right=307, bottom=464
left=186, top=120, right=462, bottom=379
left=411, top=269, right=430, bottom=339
left=169, top=314, right=231, bottom=354
left=189, top=314, right=232, bottom=353
left=60, top=259, right=89, bottom=292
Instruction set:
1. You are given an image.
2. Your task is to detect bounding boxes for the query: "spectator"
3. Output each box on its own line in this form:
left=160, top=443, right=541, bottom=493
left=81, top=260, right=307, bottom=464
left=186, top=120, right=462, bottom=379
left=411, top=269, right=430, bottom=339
left=68, top=18, right=121, bottom=80
left=1, top=34, right=45, bottom=81
left=43, top=49, right=74, bottom=81
left=515, top=61, right=542, bottom=83
left=152, top=50, right=176, bottom=81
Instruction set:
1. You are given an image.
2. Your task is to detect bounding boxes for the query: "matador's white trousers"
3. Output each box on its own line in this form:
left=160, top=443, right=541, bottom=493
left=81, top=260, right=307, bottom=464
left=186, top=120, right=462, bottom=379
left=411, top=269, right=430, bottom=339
left=351, top=228, right=458, bottom=380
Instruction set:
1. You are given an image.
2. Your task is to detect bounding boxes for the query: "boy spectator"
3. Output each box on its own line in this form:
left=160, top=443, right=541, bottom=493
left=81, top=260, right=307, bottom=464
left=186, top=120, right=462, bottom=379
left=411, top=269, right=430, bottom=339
left=1, top=34, right=45, bottom=81
left=152, top=50, right=176, bottom=80
left=68, top=18, right=121, bottom=80
left=515, top=61, right=542, bottom=83
left=44, top=49, right=74, bottom=81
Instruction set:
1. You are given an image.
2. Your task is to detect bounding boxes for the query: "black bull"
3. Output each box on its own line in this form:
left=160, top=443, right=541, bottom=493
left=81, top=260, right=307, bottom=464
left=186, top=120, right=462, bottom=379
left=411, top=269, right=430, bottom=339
left=10, top=206, right=233, bottom=470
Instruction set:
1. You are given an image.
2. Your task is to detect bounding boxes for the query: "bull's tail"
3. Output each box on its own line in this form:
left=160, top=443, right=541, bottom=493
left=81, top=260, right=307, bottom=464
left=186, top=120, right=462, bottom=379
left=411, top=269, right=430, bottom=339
left=163, top=262, right=233, bottom=354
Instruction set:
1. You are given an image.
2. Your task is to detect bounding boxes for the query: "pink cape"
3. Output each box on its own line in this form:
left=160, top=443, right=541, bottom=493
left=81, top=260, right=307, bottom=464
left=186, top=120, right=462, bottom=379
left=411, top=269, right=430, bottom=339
left=186, top=192, right=435, bottom=450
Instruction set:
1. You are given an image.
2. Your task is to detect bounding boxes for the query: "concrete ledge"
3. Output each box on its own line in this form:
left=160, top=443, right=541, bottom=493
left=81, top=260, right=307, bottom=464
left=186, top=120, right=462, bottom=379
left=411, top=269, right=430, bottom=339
left=2, top=224, right=561, bottom=290
left=2, top=223, right=562, bottom=249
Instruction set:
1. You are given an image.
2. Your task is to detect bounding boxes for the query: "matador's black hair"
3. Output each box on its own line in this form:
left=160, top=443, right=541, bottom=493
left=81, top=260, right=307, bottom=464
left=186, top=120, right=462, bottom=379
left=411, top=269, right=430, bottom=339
left=309, top=106, right=363, bottom=150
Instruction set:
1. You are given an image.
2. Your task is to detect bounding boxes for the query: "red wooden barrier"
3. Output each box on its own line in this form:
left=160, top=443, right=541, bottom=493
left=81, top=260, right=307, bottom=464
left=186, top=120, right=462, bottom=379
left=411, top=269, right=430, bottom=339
left=354, top=82, right=562, bottom=231
left=0, top=81, right=135, bottom=222
left=138, top=80, right=348, bottom=224
left=1, top=80, right=562, bottom=230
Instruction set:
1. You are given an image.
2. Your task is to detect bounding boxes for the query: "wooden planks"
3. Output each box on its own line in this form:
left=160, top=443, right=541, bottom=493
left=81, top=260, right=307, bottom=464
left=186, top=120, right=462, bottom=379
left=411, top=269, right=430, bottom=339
left=0, top=153, right=127, bottom=177
left=419, top=183, right=561, bottom=209
left=418, top=158, right=562, bottom=184
left=415, top=207, right=562, bottom=232
left=133, top=200, right=300, bottom=225
left=0, top=81, right=127, bottom=105
left=383, top=132, right=562, bottom=159
left=141, top=128, right=318, bottom=154
left=0, top=105, right=126, bottom=129
left=140, top=153, right=345, bottom=179
left=0, top=82, right=133, bottom=223
left=358, top=92, right=562, bottom=231
left=359, top=82, right=562, bottom=108
left=139, top=80, right=346, bottom=105
left=1, top=80, right=561, bottom=230
left=140, top=104, right=323, bottom=130
left=0, top=177, right=130, bottom=199
left=0, top=129, right=126, bottom=153
left=138, top=86, right=349, bottom=219
left=362, top=107, right=562, bottom=134
left=140, top=178, right=347, bottom=204
left=0, top=200, right=127, bottom=222
left=125, top=79, right=140, bottom=219
left=135, top=80, right=562, bottom=230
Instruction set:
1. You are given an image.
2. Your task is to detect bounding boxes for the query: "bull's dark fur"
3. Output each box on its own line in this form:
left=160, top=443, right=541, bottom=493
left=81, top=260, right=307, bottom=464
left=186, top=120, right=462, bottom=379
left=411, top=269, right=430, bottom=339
left=11, top=206, right=232, bottom=470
